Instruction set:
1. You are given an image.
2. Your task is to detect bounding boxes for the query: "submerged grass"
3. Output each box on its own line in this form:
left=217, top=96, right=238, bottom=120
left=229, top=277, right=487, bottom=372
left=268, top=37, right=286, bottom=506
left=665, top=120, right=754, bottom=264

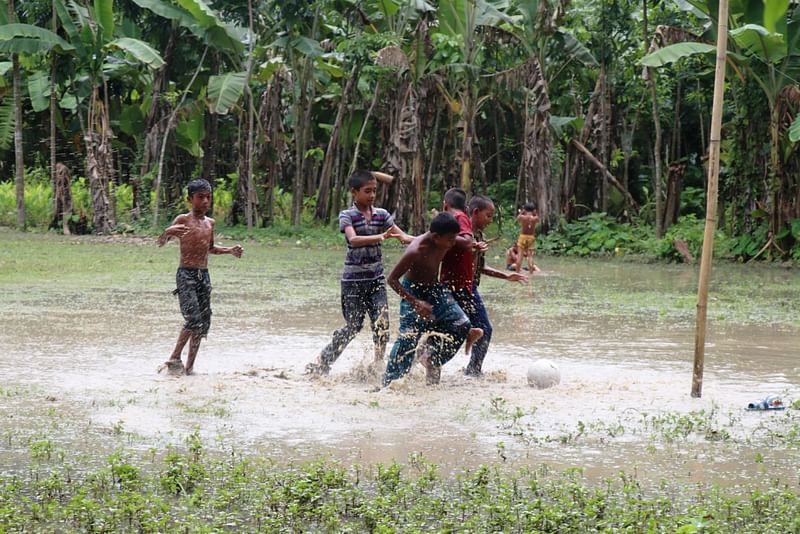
left=1, top=228, right=798, bottom=326
left=2, top=228, right=800, bottom=530
left=2, top=434, right=800, bottom=533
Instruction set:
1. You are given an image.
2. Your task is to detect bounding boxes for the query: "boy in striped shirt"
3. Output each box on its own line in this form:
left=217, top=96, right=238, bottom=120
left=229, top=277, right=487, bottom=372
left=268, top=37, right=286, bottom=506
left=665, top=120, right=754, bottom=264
left=307, top=170, right=412, bottom=376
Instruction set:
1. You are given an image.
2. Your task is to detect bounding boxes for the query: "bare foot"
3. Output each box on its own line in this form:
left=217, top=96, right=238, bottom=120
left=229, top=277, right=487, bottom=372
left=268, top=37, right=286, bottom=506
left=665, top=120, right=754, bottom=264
left=425, top=365, right=441, bottom=385
left=158, top=359, right=185, bottom=376
left=465, top=328, right=484, bottom=355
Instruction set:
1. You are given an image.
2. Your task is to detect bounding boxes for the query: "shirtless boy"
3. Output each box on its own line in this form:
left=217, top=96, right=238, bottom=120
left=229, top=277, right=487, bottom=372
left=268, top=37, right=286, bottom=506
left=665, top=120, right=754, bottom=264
left=382, top=212, right=482, bottom=386
left=515, top=202, right=540, bottom=273
left=157, top=179, right=243, bottom=375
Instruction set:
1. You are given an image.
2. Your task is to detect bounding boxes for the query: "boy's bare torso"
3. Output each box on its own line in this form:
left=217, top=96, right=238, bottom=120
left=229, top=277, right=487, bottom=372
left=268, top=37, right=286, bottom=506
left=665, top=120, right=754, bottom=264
left=404, top=234, right=449, bottom=284
left=518, top=213, right=537, bottom=235
left=176, top=213, right=214, bottom=269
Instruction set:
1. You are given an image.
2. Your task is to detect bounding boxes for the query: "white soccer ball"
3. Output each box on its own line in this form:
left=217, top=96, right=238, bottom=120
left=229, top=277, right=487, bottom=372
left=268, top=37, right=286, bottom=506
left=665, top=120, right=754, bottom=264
left=527, top=359, right=560, bottom=389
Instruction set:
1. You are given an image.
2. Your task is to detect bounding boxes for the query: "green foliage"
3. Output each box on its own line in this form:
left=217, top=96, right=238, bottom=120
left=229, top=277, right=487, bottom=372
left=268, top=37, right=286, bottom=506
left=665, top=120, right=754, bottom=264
left=538, top=213, right=637, bottom=257
left=0, top=168, right=93, bottom=230
left=3, top=435, right=800, bottom=531
left=537, top=213, right=744, bottom=263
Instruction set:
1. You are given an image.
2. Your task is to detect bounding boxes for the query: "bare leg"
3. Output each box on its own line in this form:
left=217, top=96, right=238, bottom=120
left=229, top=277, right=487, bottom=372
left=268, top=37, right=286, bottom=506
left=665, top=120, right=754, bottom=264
left=374, top=340, right=386, bottom=362
left=527, top=250, right=539, bottom=273
left=169, top=329, right=192, bottom=362
left=184, top=335, right=202, bottom=375
left=465, top=328, right=484, bottom=355
left=415, top=342, right=441, bottom=385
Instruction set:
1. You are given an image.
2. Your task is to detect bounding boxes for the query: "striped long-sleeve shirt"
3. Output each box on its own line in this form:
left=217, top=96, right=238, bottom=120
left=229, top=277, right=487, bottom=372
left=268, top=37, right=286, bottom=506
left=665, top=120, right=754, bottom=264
left=339, top=205, right=394, bottom=282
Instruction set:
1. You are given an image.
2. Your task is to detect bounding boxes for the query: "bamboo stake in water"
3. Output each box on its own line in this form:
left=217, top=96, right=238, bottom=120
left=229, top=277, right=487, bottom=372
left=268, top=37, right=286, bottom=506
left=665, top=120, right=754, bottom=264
left=692, top=0, right=729, bottom=398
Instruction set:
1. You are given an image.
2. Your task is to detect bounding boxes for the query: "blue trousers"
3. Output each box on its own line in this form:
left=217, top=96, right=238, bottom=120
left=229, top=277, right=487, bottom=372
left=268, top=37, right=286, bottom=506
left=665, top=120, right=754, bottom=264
left=383, top=279, right=471, bottom=386
left=452, top=286, right=493, bottom=375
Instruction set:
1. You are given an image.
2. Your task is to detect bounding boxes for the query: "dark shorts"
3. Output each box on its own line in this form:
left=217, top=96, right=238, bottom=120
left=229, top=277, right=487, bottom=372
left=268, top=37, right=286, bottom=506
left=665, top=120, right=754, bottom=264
left=175, top=268, right=212, bottom=337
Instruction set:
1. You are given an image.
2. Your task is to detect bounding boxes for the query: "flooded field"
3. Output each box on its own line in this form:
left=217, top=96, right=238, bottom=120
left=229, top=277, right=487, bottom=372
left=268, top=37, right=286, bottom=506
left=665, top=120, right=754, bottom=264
left=1, top=228, right=799, bottom=488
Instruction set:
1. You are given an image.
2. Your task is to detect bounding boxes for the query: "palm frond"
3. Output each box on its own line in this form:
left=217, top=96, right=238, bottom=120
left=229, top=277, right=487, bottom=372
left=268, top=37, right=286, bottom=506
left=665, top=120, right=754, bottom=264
left=0, top=99, right=15, bottom=151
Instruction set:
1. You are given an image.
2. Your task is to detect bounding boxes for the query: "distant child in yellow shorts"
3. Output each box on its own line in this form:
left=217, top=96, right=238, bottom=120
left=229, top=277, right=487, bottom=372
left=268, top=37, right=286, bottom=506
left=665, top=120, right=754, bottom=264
left=515, top=202, right=540, bottom=273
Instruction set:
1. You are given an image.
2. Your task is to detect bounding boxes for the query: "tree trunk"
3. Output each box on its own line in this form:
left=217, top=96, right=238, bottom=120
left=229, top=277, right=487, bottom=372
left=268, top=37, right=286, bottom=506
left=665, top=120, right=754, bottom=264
left=599, top=63, right=609, bottom=212
left=565, top=76, right=602, bottom=219
left=86, top=87, right=112, bottom=234
left=516, top=57, right=552, bottom=229
left=244, top=0, right=257, bottom=229
left=459, top=87, right=474, bottom=192
left=571, top=139, right=639, bottom=213
left=350, top=80, right=380, bottom=176
left=259, top=72, right=287, bottom=227
left=316, top=64, right=360, bottom=221
left=10, top=0, right=25, bottom=230
left=643, top=0, right=664, bottom=237
left=153, top=46, right=208, bottom=227
left=768, top=105, right=782, bottom=246
left=51, top=163, right=73, bottom=232
left=647, top=72, right=664, bottom=237
left=425, top=106, right=442, bottom=205
left=51, top=0, right=63, bottom=233
left=291, top=55, right=310, bottom=226
left=201, top=54, right=220, bottom=188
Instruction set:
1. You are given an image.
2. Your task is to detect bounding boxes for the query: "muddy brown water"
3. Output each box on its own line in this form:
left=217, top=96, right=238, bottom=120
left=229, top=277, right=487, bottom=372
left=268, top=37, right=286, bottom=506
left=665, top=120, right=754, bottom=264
left=2, top=248, right=799, bottom=487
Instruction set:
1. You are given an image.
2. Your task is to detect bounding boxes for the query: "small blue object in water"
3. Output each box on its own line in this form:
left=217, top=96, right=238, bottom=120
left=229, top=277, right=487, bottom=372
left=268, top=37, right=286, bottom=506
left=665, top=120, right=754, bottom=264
left=746, top=395, right=785, bottom=411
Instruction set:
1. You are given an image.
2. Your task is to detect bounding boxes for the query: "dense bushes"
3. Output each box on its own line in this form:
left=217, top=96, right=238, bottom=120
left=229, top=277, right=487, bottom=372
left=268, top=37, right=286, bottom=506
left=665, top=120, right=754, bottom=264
left=535, top=212, right=800, bottom=263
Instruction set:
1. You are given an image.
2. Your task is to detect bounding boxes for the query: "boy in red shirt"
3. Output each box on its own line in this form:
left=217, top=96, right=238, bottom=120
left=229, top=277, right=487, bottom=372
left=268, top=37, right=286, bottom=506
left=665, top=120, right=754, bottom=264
left=439, top=188, right=484, bottom=355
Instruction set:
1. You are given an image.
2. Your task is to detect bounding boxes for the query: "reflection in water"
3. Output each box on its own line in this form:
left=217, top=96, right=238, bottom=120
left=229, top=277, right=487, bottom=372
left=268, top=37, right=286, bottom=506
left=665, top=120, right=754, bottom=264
left=1, top=255, right=799, bottom=487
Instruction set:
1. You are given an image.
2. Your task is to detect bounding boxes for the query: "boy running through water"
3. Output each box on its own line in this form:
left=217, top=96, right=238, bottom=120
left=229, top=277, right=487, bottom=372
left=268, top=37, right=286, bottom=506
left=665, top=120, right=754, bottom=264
left=307, top=170, right=412, bottom=376
left=439, top=188, right=485, bottom=358
left=464, top=195, right=527, bottom=376
left=515, top=202, right=540, bottom=273
left=158, top=179, right=243, bottom=375
left=382, top=212, right=481, bottom=387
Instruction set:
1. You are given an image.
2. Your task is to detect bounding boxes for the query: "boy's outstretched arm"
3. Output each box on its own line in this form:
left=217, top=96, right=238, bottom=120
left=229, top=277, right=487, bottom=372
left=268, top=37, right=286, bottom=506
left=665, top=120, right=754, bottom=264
left=157, top=215, right=189, bottom=246
left=482, top=265, right=528, bottom=283
left=210, top=244, right=244, bottom=257
left=387, top=253, right=433, bottom=319
left=386, top=225, right=414, bottom=244
left=208, top=220, right=244, bottom=257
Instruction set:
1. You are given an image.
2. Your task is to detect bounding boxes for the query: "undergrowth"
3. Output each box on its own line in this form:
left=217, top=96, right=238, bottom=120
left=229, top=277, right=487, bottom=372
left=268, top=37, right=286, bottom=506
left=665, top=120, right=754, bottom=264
left=2, top=433, right=799, bottom=533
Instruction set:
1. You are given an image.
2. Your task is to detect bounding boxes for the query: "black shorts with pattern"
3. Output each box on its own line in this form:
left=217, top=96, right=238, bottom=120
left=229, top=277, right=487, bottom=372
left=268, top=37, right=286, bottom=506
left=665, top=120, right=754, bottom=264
left=174, top=268, right=212, bottom=337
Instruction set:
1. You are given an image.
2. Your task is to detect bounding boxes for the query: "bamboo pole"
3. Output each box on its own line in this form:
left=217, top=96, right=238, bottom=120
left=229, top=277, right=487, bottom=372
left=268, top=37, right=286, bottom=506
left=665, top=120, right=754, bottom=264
left=692, top=0, right=729, bottom=398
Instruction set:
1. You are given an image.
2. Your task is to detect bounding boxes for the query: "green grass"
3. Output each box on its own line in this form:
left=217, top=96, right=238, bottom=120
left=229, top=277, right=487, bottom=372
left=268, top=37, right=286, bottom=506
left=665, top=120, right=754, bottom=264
left=2, top=436, right=800, bottom=533
left=1, top=227, right=798, bottom=326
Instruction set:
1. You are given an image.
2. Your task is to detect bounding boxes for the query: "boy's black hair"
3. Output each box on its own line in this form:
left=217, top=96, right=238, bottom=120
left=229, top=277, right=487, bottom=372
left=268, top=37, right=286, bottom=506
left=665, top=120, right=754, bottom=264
left=187, top=179, right=212, bottom=197
left=430, top=212, right=460, bottom=235
left=522, top=202, right=537, bottom=212
left=443, top=187, right=467, bottom=211
left=348, top=170, right=377, bottom=191
left=468, top=194, right=493, bottom=213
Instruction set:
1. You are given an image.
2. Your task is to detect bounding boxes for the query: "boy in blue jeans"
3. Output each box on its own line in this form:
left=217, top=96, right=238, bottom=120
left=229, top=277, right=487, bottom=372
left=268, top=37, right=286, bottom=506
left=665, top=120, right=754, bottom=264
left=383, top=212, right=483, bottom=386
left=307, top=170, right=412, bottom=376
left=463, top=195, right=527, bottom=376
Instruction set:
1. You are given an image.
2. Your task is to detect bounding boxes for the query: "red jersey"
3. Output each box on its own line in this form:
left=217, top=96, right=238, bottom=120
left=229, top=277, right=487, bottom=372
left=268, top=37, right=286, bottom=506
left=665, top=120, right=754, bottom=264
left=440, top=210, right=475, bottom=292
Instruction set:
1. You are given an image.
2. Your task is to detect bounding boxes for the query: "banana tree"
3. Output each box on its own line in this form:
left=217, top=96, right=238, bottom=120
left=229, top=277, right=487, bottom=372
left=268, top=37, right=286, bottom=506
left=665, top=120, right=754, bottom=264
left=436, top=0, right=513, bottom=193
left=358, top=0, right=437, bottom=232
left=41, top=0, right=164, bottom=233
left=503, top=0, right=597, bottom=228
left=0, top=0, right=76, bottom=229
left=131, top=0, right=246, bottom=227
left=642, top=0, right=800, bottom=249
